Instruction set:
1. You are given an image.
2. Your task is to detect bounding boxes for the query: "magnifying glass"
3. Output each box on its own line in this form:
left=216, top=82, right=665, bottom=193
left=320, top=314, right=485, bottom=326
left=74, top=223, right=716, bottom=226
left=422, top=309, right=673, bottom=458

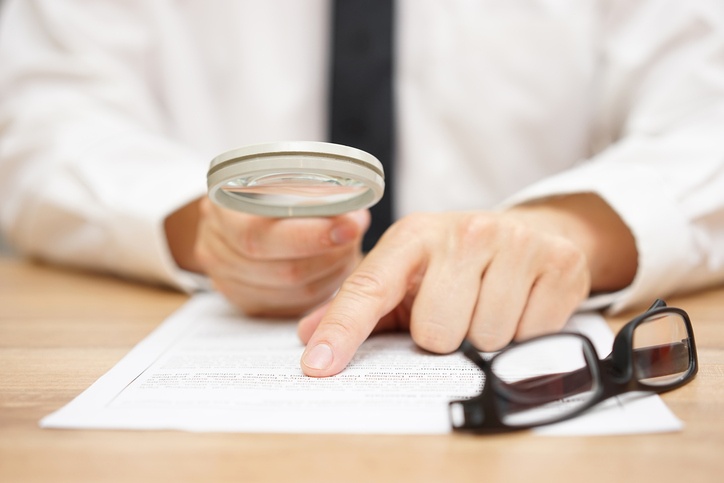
left=207, top=141, right=385, bottom=217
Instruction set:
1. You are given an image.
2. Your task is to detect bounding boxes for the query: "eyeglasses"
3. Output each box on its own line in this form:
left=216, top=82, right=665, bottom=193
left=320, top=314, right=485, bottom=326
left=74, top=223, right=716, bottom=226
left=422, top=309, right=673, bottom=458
left=449, top=299, right=698, bottom=433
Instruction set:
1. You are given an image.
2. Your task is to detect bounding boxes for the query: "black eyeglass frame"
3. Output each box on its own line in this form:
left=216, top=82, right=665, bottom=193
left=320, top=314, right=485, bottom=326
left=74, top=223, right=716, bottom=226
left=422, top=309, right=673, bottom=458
left=450, top=299, right=698, bottom=433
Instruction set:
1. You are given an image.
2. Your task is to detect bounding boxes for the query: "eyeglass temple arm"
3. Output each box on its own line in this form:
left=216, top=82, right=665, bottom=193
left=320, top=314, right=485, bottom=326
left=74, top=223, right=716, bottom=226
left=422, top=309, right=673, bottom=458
left=647, top=299, right=668, bottom=311
left=493, top=341, right=690, bottom=407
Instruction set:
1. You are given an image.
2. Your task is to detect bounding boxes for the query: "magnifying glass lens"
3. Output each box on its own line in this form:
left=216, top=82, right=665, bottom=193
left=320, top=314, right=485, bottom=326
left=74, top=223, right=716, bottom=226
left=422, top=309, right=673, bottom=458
left=207, top=142, right=384, bottom=217
left=221, top=172, right=368, bottom=207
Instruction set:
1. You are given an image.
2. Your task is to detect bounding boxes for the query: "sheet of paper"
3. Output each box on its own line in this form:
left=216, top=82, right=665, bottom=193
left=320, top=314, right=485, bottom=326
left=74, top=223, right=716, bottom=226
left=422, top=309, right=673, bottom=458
left=40, top=292, right=682, bottom=435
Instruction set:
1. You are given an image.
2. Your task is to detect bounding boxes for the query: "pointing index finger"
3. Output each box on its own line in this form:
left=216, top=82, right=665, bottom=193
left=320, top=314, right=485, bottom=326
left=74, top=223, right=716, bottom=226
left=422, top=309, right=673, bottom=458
left=300, top=229, right=425, bottom=377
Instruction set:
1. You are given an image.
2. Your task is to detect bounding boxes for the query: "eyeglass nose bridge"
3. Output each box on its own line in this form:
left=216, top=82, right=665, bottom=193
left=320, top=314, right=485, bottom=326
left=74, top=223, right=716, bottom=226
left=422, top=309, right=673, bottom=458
left=605, top=354, right=632, bottom=385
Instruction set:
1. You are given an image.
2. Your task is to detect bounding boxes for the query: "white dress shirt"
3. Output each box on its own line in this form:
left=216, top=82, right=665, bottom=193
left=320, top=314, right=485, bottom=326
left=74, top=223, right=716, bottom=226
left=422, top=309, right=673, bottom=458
left=1, top=0, right=724, bottom=312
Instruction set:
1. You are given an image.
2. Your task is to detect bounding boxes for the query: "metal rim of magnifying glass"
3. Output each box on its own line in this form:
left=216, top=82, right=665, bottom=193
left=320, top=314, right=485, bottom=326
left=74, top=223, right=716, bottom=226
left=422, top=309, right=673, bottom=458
left=207, top=141, right=385, bottom=217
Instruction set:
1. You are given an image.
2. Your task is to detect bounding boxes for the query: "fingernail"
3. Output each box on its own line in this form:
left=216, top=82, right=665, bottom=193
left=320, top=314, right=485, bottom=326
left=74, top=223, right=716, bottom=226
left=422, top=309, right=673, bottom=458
left=330, top=211, right=368, bottom=245
left=330, top=223, right=356, bottom=245
left=303, top=343, right=334, bottom=370
left=347, top=209, right=369, bottom=227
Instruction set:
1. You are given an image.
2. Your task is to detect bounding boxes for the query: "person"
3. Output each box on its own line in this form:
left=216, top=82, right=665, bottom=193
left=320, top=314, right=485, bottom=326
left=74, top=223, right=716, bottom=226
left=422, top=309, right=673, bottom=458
left=1, top=1, right=723, bottom=378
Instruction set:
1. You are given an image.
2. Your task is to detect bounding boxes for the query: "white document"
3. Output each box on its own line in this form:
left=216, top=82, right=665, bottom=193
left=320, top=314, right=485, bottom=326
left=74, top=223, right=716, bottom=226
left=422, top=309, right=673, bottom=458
left=41, top=292, right=682, bottom=435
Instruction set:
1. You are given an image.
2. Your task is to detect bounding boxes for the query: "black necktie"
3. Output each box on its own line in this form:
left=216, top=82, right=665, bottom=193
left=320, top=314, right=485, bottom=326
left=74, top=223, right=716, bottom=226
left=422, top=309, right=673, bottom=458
left=329, top=0, right=395, bottom=252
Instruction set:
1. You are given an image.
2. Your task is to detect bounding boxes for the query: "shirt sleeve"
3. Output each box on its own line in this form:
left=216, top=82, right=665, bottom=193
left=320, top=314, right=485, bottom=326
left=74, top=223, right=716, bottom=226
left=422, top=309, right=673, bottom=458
left=501, top=1, right=724, bottom=313
left=0, top=0, right=209, bottom=291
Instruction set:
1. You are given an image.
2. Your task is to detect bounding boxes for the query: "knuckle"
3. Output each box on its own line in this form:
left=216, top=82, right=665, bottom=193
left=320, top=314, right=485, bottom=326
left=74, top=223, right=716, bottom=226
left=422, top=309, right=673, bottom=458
left=553, top=239, right=579, bottom=263
left=458, top=213, right=497, bottom=241
left=198, top=196, right=213, bottom=216
left=277, top=262, right=306, bottom=286
left=209, top=278, right=270, bottom=317
left=390, top=212, right=502, bottom=253
left=194, top=241, right=225, bottom=273
left=237, top=292, right=309, bottom=318
left=452, top=213, right=500, bottom=252
left=210, top=279, right=256, bottom=314
left=549, top=240, right=587, bottom=273
left=506, top=222, right=534, bottom=248
left=193, top=243, right=213, bottom=269
left=384, top=213, right=427, bottom=241
left=339, top=269, right=388, bottom=302
left=238, top=225, right=261, bottom=258
left=241, top=304, right=268, bottom=318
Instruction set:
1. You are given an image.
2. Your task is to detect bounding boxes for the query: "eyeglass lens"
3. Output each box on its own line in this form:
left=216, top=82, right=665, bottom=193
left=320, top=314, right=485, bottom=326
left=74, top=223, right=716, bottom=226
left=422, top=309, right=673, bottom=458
left=633, top=312, right=693, bottom=387
left=491, top=334, right=599, bottom=427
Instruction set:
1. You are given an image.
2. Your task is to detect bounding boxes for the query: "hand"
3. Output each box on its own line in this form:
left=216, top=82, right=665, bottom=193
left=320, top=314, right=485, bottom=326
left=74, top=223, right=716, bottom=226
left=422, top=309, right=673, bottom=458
left=167, top=197, right=370, bottom=317
left=298, top=194, right=637, bottom=377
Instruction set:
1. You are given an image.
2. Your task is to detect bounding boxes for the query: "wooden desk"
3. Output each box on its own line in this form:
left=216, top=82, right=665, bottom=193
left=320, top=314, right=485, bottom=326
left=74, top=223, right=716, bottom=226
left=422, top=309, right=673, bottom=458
left=1, top=258, right=723, bottom=482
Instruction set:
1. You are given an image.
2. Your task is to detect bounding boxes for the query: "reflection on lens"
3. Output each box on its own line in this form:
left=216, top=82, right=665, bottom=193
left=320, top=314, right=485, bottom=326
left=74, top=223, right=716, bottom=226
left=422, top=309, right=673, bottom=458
left=491, top=335, right=598, bottom=427
left=633, top=313, right=692, bottom=387
left=222, top=172, right=368, bottom=207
